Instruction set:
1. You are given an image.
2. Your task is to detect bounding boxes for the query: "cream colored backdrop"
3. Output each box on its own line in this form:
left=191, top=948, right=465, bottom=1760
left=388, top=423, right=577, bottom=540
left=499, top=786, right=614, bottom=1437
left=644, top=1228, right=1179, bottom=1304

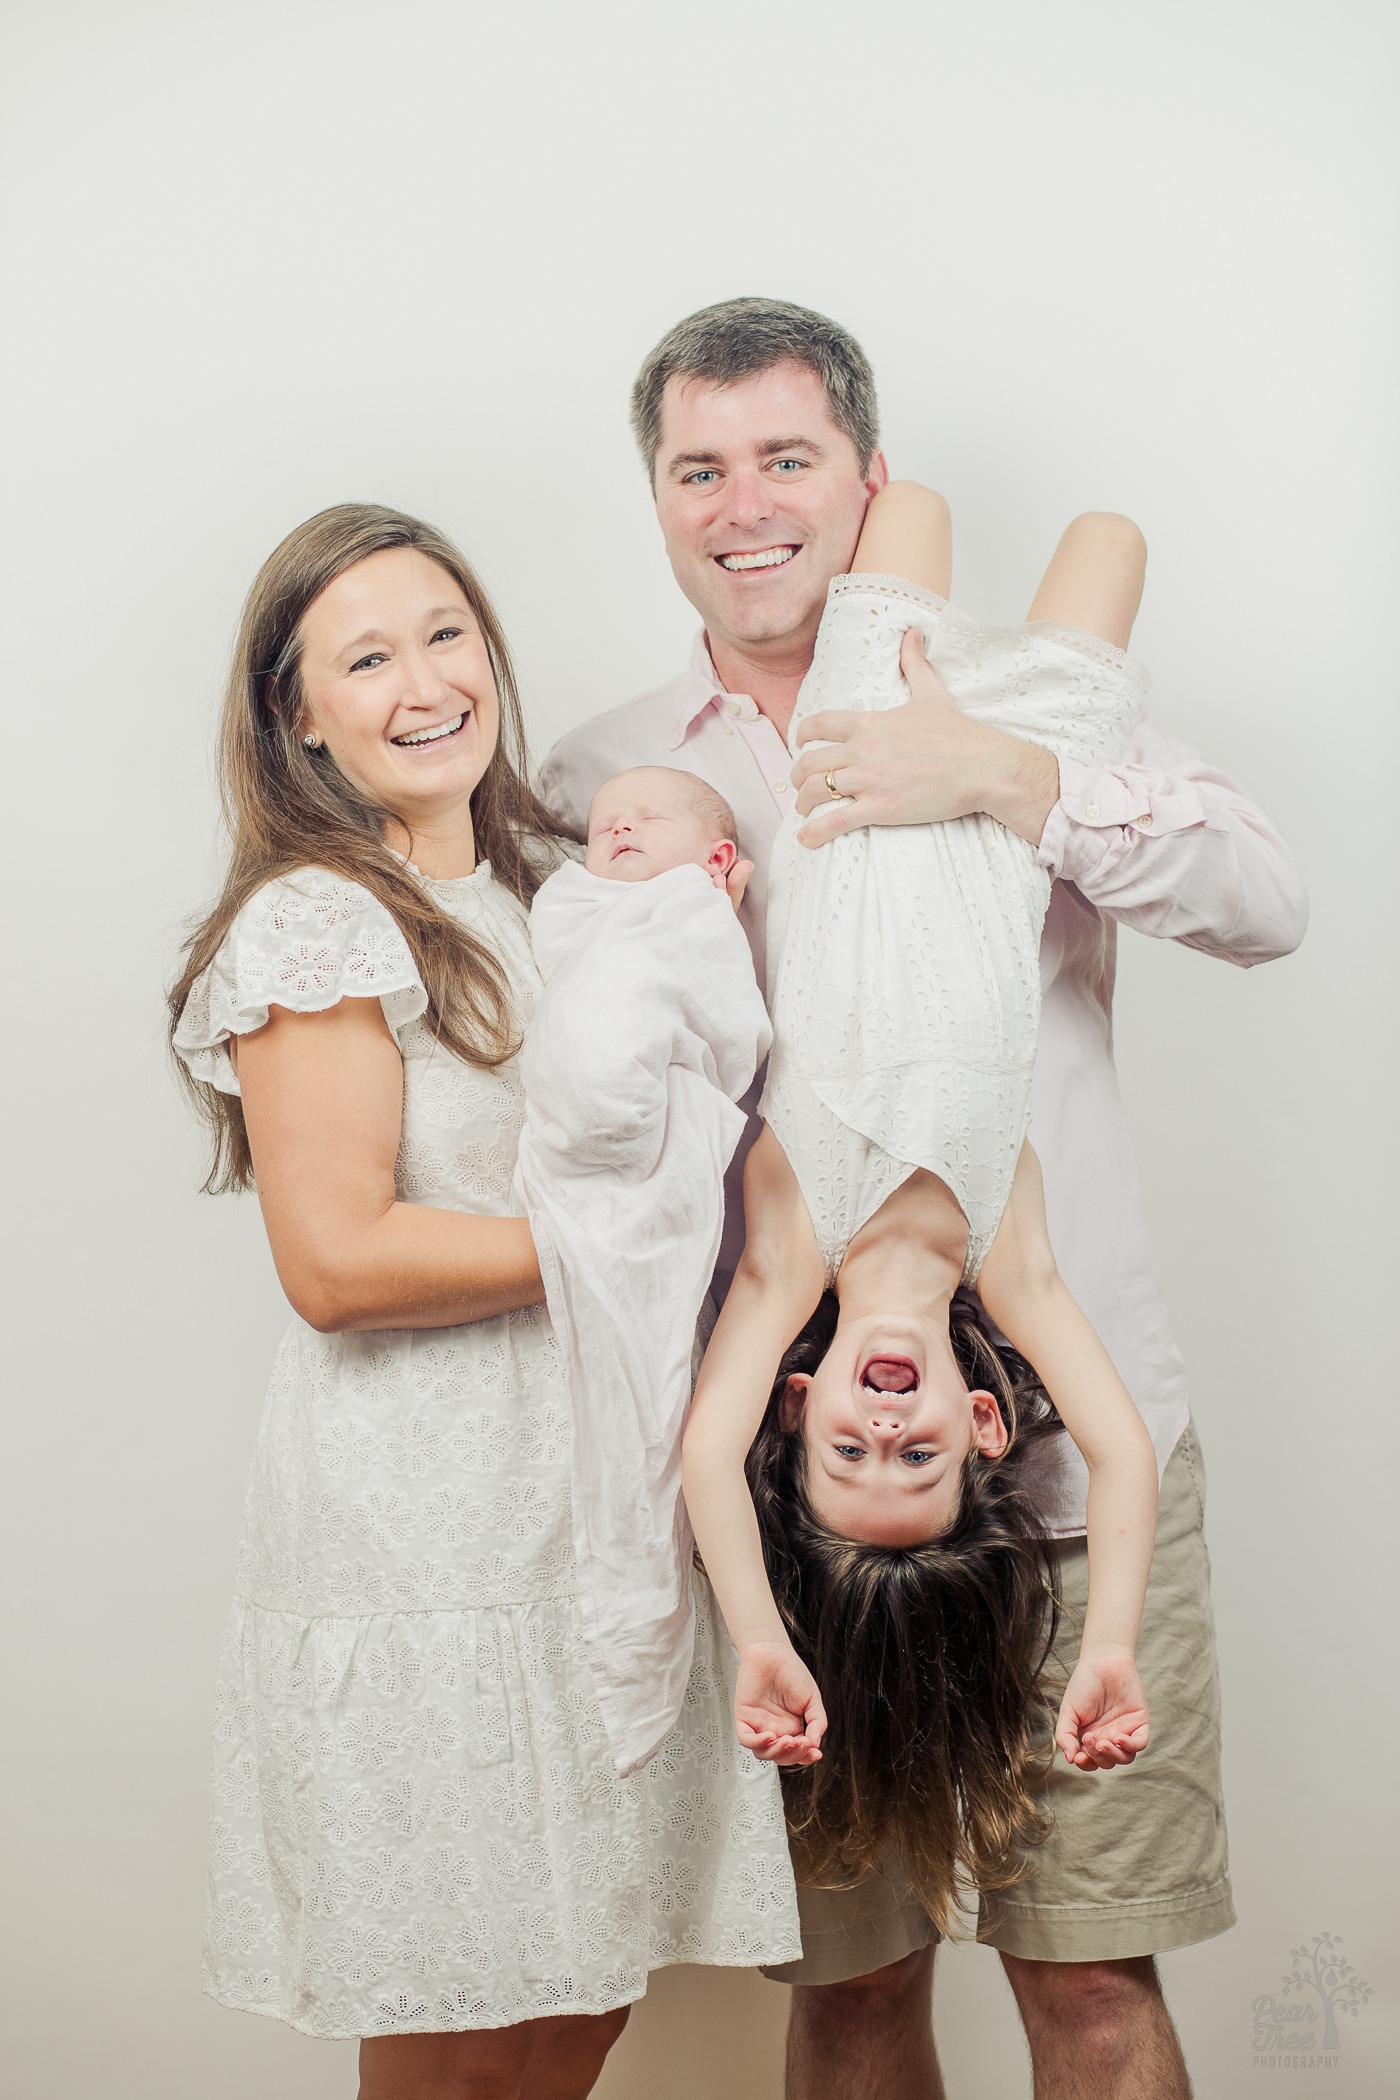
left=2, top=3, right=1394, bottom=2096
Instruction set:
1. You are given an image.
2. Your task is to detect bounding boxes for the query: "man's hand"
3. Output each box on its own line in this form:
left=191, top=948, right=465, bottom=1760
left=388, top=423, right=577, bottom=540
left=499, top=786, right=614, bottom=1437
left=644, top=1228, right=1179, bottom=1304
left=735, top=1640, right=826, bottom=1768
left=791, top=629, right=1060, bottom=849
left=1055, top=1646, right=1150, bottom=1772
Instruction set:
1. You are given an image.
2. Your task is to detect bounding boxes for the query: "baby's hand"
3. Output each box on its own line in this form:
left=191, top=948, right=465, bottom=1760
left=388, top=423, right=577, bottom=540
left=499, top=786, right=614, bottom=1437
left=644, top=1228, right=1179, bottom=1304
left=1055, top=1647, right=1149, bottom=1772
left=735, top=1641, right=826, bottom=1767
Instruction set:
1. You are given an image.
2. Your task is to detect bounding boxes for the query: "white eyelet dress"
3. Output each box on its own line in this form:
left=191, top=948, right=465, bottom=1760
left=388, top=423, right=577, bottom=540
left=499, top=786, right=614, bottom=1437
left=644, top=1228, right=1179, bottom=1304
left=762, top=574, right=1149, bottom=1285
left=173, top=862, right=799, bottom=2041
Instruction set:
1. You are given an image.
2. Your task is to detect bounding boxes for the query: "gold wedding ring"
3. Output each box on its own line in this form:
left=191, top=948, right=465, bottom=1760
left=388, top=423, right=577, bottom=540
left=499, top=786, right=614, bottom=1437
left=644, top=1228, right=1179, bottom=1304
left=824, top=766, right=841, bottom=801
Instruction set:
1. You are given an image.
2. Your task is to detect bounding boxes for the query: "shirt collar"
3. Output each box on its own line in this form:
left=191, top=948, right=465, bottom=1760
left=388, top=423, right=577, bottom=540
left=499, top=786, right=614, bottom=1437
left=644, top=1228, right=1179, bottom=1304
left=669, top=631, right=731, bottom=749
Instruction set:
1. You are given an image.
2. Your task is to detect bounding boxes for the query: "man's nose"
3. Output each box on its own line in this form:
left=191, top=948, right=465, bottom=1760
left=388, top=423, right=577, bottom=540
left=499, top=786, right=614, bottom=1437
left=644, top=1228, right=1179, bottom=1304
left=723, top=466, right=775, bottom=531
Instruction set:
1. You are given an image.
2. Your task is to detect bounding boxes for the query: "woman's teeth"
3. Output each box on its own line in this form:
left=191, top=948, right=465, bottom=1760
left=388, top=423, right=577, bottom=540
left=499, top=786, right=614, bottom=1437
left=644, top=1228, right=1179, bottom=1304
left=392, top=713, right=465, bottom=747
left=717, top=547, right=796, bottom=571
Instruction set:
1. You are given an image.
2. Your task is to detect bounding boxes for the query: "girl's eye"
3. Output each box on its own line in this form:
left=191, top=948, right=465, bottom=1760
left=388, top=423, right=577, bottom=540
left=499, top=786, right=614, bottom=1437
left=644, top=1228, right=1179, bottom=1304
left=350, top=651, right=388, bottom=673
left=834, top=1444, right=864, bottom=1461
left=900, top=1449, right=935, bottom=1466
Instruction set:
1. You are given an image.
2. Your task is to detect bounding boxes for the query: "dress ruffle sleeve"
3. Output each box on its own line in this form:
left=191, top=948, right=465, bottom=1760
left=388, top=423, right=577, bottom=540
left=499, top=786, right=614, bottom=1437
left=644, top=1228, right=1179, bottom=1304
left=173, top=867, right=427, bottom=1095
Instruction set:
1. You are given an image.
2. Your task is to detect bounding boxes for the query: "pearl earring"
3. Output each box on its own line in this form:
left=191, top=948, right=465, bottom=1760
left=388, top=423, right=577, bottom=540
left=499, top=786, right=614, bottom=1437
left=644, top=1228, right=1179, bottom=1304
left=303, top=733, right=319, bottom=750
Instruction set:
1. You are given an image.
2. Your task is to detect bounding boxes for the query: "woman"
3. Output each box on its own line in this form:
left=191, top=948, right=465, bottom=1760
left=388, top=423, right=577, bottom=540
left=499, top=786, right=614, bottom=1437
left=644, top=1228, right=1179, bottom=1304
left=170, top=503, right=798, bottom=2096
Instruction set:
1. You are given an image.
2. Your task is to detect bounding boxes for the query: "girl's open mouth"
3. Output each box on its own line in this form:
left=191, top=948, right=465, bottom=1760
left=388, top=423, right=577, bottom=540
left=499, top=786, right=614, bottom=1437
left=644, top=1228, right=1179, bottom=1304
left=859, top=1355, right=920, bottom=1395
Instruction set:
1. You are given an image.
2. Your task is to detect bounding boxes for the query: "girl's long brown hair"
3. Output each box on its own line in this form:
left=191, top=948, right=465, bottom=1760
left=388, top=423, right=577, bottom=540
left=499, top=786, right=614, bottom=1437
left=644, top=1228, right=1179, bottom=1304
left=168, top=503, right=573, bottom=1191
left=746, top=1290, right=1063, bottom=1937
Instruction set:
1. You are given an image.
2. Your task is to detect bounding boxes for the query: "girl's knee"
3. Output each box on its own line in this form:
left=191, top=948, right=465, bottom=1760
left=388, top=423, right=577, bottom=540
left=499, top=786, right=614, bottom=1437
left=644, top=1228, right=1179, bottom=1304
left=1063, top=511, right=1147, bottom=574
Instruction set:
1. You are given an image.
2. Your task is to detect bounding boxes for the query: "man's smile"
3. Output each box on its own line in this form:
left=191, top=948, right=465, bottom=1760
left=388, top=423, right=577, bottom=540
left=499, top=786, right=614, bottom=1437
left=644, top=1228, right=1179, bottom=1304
left=715, top=545, right=799, bottom=573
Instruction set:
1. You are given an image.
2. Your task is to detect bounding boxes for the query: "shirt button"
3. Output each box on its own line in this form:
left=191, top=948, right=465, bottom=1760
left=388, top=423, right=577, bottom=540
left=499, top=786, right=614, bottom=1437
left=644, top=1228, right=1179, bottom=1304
left=1084, top=802, right=1101, bottom=820
left=727, top=698, right=741, bottom=717
left=772, top=778, right=789, bottom=793
left=1138, top=811, right=1153, bottom=827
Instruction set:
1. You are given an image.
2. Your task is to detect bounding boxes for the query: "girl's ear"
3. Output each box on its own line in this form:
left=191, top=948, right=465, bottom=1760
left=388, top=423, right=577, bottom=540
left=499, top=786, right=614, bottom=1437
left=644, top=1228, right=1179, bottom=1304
left=707, top=838, right=739, bottom=880
left=778, top=1373, right=811, bottom=1433
left=969, top=1389, right=1010, bottom=1460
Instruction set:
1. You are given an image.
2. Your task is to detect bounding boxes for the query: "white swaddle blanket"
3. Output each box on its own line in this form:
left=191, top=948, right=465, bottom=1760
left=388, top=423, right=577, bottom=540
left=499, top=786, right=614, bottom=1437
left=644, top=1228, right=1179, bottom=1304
left=763, top=572, right=1149, bottom=1284
left=516, top=858, right=771, bottom=1776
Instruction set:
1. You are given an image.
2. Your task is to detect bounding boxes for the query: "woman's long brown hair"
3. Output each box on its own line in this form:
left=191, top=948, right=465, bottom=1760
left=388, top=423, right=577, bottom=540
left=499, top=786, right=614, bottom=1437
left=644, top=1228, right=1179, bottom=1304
left=168, top=503, right=574, bottom=1191
left=746, top=1290, right=1063, bottom=1937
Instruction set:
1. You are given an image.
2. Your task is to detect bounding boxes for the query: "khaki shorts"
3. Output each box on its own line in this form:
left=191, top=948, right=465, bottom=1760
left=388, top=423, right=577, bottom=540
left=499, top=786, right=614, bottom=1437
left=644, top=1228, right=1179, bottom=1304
left=763, top=1419, right=1235, bottom=1984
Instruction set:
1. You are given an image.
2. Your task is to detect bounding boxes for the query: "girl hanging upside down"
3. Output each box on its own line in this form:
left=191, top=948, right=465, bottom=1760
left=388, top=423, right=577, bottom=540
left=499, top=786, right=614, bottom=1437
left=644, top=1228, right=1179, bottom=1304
left=682, top=482, right=1162, bottom=1933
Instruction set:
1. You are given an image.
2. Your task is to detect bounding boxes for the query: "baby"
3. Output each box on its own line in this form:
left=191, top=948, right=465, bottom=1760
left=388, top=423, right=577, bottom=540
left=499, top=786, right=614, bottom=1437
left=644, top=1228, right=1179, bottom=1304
left=583, top=764, right=743, bottom=891
left=514, top=765, right=770, bottom=1776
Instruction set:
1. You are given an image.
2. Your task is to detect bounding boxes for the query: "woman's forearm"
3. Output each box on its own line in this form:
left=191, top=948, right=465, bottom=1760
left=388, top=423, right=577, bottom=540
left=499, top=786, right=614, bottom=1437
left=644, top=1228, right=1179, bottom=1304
left=273, top=1200, right=544, bottom=1334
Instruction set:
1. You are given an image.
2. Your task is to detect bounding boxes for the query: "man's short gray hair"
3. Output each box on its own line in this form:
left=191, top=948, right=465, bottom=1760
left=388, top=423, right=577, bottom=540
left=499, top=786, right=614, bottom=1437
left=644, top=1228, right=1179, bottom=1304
left=630, top=296, right=879, bottom=487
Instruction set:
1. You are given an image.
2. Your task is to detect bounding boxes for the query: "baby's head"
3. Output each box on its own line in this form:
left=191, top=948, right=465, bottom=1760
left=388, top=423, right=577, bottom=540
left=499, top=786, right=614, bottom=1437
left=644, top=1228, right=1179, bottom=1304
left=585, top=766, right=739, bottom=889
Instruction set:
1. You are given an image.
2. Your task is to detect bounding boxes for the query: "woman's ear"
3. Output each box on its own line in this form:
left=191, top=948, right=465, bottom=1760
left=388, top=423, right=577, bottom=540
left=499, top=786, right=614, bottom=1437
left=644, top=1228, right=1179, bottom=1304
left=778, top=1373, right=811, bottom=1433
left=969, top=1389, right=1010, bottom=1460
left=707, top=838, right=739, bottom=881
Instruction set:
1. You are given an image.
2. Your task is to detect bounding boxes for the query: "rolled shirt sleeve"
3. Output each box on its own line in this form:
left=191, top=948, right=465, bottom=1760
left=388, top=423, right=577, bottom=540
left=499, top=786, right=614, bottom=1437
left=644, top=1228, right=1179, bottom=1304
left=1036, top=718, right=1309, bottom=967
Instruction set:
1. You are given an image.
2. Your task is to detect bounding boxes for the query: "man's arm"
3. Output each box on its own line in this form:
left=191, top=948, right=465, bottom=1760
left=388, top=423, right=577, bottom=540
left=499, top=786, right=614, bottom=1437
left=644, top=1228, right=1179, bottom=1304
left=791, top=642, right=1308, bottom=968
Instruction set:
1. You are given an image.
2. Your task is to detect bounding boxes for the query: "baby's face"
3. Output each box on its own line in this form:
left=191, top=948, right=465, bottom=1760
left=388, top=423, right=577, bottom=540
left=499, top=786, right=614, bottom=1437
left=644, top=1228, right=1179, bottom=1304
left=585, top=768, right=725, bottom=885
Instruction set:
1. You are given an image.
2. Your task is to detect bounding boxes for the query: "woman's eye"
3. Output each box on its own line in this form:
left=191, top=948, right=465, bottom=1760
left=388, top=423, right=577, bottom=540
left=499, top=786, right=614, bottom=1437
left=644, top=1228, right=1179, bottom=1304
left=349, top=651, right=388, bottom=673
left=430, top=626, right=463, bottom=644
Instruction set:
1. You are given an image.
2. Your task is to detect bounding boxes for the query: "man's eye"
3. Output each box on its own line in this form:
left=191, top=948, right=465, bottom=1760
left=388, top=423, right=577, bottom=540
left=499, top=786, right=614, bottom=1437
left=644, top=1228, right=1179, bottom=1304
left=350, top=652, right=388, bottom=672
left=684, top=469, right=719, bottom=486
left=772, top=458, right=806, bottom=473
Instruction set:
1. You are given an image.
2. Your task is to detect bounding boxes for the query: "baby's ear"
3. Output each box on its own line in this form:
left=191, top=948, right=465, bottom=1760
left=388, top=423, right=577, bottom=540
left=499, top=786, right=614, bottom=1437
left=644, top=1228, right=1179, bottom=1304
left=707, top=839, right=739, bottom=879
left=778, top=1373, right=811, bottom=1432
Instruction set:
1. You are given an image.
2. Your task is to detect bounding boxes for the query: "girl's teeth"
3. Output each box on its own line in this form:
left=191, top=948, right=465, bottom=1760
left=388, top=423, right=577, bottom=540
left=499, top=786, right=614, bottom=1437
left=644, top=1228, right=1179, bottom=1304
left=394, top=713, right=464, bottom=746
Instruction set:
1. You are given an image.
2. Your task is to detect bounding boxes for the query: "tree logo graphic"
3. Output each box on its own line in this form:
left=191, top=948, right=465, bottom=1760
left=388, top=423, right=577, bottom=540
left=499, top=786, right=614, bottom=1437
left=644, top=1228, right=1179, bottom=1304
left=1252, top=1931, right=1373, bottom=2067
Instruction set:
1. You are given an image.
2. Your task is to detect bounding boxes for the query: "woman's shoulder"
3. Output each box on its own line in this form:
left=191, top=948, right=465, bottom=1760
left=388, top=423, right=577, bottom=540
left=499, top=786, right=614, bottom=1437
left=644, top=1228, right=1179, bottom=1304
left=173, top=867, right=427, bottom=1091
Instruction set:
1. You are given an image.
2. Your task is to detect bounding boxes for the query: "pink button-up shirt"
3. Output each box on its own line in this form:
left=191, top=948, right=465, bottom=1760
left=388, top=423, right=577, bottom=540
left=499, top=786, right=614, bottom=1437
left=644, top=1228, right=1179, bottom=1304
left=537, top=634, right=1308, bottom=1535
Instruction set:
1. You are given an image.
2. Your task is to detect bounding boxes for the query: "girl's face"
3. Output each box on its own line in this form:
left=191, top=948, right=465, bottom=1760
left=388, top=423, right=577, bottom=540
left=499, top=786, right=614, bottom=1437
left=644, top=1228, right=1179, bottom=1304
left=783, top=1312, right=1008, bottom=1546
left=296, top=548, right=500, bottom=830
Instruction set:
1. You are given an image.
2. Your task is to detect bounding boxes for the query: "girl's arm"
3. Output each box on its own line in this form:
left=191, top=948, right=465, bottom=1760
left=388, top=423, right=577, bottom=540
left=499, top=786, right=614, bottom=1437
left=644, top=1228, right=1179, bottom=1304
left=236, top=999, right=543, bottom=1332
left=682, top=1123, right=827, bottom=1764
left=976, top=1143, right=1158, bottom=1770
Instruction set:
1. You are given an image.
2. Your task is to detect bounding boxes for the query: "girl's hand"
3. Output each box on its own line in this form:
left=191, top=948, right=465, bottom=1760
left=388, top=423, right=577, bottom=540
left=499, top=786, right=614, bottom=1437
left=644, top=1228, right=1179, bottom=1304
left=735, top=1641, right=826, bottom=1768
left=1055, top=1647, right=1150, bottom=1771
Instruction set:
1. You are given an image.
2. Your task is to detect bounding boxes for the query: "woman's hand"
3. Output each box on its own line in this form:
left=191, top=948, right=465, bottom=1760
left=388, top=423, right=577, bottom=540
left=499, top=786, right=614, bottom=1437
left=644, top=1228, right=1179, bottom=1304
left=724, top=856, right=755, bottom=913
left=1055, top=1646, right=1150, bottom=1771
left=735, top=1641, right=826, bottom=1767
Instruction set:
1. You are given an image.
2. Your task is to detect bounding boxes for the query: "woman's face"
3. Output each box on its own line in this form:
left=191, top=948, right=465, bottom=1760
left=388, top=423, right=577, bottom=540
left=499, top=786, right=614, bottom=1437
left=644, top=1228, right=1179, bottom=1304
left=296, top=548, right=500, bottom=828
left=783, top=1312, right=1008, bottom=1546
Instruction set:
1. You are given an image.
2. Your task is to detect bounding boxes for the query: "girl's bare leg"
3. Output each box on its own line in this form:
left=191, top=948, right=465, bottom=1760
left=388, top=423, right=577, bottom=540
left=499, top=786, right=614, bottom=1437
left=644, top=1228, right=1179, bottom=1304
left=850, top=480, right=952, bottom=596
left=1025, top=513, right=1146, bottom=650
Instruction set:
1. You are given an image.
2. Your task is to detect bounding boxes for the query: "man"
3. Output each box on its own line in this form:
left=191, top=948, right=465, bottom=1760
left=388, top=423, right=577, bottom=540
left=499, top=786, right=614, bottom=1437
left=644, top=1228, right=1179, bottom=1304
left=539, top=298, right=1307, bottom=2100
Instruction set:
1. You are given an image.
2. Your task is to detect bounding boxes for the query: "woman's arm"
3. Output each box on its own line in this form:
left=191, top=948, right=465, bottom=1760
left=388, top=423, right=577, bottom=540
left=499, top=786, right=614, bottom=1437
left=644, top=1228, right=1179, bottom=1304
left=236, top=998, right=543, bottom=1333
left=976, top=1143, right=1158, bottom=1769
left=682, top=1124, right=827, bottom=1762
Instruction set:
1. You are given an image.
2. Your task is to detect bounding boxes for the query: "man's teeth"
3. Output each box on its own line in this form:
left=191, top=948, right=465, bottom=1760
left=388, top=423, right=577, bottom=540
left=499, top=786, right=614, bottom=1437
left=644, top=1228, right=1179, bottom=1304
left=393, top=714, right=464, bottom=746
left=718, top=547, right=797, bottom=571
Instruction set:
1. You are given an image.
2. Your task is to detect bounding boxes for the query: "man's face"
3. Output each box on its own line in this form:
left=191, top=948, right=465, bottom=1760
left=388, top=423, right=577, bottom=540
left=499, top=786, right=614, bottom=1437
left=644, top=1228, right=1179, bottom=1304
left=653, top=360, right=886, bottom=663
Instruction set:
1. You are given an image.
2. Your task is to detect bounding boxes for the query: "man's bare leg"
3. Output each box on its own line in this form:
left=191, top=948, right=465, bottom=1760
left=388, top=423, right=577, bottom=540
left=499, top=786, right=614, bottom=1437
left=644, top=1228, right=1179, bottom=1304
left=1001, top=1954, right=1190, bottom=2100
left=785, top=1946, right=945, bottom=2100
